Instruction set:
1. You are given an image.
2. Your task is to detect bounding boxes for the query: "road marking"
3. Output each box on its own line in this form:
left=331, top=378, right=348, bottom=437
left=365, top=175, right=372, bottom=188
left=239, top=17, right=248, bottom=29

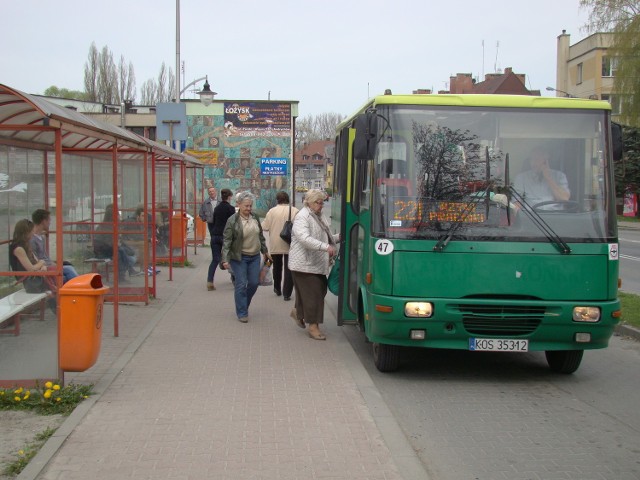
left=620, top=254, right=640, bottom=262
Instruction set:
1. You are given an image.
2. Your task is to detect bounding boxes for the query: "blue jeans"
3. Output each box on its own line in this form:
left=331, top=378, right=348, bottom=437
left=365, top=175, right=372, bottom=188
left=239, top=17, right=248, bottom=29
left=62, top=265, right=79, bottom=284
left=230, top=254, right=261, bottom=319
left=208, top=235, right=223, bottom=282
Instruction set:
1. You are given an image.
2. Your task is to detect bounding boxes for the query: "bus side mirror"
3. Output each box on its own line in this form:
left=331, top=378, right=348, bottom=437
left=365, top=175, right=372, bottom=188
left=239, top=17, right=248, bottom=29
left=612, top=122, right=623, bottom=162
left=353, top=111, right=378, bottom=159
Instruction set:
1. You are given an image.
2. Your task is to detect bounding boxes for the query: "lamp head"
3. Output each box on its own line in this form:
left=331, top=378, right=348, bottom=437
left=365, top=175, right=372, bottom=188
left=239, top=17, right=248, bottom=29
left=198, top=77, right=216, bottom=107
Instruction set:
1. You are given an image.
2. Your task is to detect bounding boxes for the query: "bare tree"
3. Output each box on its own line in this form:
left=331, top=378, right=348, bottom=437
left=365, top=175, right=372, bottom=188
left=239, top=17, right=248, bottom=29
left=295, top=113, right=345, bottom=149
left=140, top=79, right=158, bottom=105
left=315, top=112, right=345, bottom=140
left=158, top=63, right=176, bottom=103
left=118, top=55, right=136, bottom=103
left=95, top=45, right=119, bottom=104
left=84, top=42, right=99, bottom=102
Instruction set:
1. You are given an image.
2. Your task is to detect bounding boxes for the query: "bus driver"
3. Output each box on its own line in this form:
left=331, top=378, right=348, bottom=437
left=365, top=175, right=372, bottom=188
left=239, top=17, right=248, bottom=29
left=513, top=147, right=570, bottom=207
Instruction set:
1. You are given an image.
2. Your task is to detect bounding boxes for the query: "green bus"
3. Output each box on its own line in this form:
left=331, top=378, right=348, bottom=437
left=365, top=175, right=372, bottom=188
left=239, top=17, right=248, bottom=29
left=331, top=94, right=623, bottom=373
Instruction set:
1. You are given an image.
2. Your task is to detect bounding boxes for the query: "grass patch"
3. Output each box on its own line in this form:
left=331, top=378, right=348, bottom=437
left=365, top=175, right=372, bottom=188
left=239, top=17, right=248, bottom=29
left=156, top=259, right=193, bottom=267
left=619, top=291, right=640, bottom=329
left=618, top=215, right=640, bottom=223
left=0, top=382, right=93, bottom=416
left=3, top=427, right=56, bottom=477
left=1, top=383, right=92, bottom=477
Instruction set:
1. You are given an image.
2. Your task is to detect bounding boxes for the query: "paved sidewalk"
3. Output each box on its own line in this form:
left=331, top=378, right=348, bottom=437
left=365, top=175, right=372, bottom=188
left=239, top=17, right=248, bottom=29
left=19, top=247, right=428, bottom=480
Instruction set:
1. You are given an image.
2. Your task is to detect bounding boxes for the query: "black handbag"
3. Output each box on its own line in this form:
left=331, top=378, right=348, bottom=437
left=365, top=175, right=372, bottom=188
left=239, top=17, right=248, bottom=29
left=279, top=205, right=293, bottom=244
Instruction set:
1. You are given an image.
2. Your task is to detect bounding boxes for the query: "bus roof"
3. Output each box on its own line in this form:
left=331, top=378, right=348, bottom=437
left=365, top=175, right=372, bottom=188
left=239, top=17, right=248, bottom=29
left=338, top=94, right=612, bottom=129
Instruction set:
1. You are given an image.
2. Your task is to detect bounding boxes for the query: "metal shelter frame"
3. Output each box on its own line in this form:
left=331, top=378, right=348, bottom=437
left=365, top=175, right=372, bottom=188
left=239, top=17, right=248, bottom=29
left=0, top=83, right=197, bottom=384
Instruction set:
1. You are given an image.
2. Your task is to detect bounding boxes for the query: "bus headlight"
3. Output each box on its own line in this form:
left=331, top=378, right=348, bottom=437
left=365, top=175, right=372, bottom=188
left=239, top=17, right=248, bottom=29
left=572, top=306, right=600, bottom=322
left=405, top=302, right=433, bottom=318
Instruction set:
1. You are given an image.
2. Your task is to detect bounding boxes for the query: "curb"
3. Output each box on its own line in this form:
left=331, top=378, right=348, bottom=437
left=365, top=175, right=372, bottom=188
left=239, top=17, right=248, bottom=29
left=615, top=323, right=640, bottom=342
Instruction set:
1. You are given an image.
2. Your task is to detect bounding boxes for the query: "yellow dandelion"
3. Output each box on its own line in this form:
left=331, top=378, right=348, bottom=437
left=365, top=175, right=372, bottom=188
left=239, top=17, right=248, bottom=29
left=44, top=381, right=53, bottom=389
left=0, top=391, right=5, bottom=395
left=56, top=397, right=61, bottom=402
left=53, top=384, right=61, bottom=391
left=18, top=450, right=24, bottom=456
left=23, top=392, right=30, bottom=400
left=43, top=389, right=52, bottom=399
left=14, top=387, right=23, bottom=394
left=14, top=396, right=21, bottom=402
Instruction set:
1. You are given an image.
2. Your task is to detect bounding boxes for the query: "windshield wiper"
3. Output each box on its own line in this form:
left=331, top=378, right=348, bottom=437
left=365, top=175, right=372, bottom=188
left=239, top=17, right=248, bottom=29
left=508, top=187, right=571, bottom=254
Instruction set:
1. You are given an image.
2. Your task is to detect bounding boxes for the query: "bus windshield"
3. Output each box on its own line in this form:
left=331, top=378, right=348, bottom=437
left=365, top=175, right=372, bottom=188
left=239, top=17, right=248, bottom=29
left=371, top=105, right=616, bottom=243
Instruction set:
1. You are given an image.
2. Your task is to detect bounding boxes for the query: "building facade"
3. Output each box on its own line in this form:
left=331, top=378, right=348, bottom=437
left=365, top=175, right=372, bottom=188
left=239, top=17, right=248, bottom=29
left=293, top=140, right=333, bottom=192
left=555, top=30, right=619, bottom=117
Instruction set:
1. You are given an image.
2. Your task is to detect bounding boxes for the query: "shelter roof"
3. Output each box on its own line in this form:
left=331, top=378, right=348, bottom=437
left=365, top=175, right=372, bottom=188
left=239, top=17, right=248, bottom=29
left=0, top=84, right=197, bottom=165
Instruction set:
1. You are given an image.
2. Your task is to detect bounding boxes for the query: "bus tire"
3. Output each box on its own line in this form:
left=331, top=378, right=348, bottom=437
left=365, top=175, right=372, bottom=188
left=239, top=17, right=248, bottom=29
left=372, top=342, right=399, bottom=372
left=545, top=350, right=584, bottom=374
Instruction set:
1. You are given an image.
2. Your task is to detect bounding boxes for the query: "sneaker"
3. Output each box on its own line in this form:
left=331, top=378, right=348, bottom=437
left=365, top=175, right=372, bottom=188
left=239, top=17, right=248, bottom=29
left=129, top=268, right=144, bottom=277
left=238, top=316, right=249, bottom=323
left=147, top=267, right=161, bottom=275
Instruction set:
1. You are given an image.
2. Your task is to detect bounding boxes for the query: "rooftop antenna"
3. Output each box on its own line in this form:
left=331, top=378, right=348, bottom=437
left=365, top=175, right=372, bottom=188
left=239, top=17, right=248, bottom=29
left=494, top=41, right=500, bottom=73
left=482, top=40, right=485, bottom=78
left=181, top=61, right=186, bottom=96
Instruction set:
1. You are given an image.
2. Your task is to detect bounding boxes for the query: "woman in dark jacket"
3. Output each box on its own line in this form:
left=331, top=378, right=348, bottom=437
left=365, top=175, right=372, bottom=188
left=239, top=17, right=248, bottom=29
left=221, top=191, right=271, bottom=322
left=206, top=188, right=235, bottom=290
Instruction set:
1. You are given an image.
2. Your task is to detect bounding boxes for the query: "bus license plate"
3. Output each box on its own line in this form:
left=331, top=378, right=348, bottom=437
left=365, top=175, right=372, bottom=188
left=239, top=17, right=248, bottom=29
left=469, top=338, right=529, bottom=352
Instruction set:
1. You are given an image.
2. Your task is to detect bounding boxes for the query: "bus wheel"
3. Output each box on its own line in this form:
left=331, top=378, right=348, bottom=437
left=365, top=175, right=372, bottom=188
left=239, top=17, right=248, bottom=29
left=372, top=343, right=399, bottom=372
left=545, top=350, right=584, bottom=374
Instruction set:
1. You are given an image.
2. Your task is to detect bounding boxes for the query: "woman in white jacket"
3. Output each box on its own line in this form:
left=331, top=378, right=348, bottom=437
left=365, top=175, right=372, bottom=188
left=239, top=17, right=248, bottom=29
left=288, top=189, right=339, bottom=340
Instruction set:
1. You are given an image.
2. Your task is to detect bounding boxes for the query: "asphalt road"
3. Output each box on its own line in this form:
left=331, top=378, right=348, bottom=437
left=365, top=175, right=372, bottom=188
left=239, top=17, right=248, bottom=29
left=343, top=325, right=640, bottom=480
left=619, top=226, right=640, bottom=294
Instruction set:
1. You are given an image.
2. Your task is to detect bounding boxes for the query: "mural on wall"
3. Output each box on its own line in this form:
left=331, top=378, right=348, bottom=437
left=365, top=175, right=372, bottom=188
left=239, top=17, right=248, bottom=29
left=186, top=102, right=292, bottom=215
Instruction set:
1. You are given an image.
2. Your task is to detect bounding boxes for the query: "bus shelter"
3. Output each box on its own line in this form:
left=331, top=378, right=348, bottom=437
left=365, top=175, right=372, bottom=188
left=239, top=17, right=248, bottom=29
left=152, top=153, right=201, bottom=279
left=185, top=160, right=205, bottom=252
left=0, top=84, right=154, bottom=384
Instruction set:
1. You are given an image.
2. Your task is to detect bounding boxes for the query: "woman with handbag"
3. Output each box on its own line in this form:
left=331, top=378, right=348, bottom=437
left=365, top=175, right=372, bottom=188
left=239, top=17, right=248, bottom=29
left=9, top=218, right=57, bottom=312
left=261, top=191, right=299, bottom=301
left=221, top=191, right=272, bottom=323
left=288, top=189, right=339, bottom=340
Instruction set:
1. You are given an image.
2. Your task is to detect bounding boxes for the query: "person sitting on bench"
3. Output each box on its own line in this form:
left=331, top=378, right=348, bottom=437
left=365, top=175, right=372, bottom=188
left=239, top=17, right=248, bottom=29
left=94, top=204, right=142, bottom=282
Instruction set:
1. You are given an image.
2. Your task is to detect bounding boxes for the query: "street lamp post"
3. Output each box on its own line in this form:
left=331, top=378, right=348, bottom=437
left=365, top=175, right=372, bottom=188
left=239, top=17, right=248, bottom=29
left=546, top=86, right=576, bottom=98
left=179, top=76, right=216, bottom=106
left=197, top=77, right=216, bottom=107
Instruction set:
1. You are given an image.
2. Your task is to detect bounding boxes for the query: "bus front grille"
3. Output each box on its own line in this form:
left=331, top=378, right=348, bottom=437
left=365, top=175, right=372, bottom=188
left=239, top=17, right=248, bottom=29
left=453, top=304, right=545, bottom=336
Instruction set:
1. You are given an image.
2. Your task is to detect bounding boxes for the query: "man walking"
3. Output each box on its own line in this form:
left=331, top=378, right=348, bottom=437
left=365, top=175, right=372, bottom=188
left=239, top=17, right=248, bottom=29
left=199, top=186, right=219, bottom=290
left=199, top=187, right=218, bottom=236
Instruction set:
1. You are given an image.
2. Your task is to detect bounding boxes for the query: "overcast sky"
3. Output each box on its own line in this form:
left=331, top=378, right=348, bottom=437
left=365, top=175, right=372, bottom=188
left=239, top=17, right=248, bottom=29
left=2, top=1, right=592, bottom=117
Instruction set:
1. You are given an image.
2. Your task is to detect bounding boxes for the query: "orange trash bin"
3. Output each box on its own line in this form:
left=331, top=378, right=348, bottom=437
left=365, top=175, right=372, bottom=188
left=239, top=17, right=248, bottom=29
left=171, top=212, right=187, bottom=247
left=59, top=273, right=110, bottom=372
left=196, top=217, right=207, bottom=244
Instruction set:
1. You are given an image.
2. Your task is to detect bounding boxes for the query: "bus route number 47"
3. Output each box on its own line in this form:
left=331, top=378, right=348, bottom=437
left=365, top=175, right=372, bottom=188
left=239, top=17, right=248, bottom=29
left=375, top=239, right=394, bottom=255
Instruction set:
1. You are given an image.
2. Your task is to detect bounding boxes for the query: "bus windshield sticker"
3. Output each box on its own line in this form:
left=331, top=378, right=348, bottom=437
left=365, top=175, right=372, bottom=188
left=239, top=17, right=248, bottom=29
left=375, top=239, right=394, bottom=255
left=378, top=142, right=406, bottom=162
